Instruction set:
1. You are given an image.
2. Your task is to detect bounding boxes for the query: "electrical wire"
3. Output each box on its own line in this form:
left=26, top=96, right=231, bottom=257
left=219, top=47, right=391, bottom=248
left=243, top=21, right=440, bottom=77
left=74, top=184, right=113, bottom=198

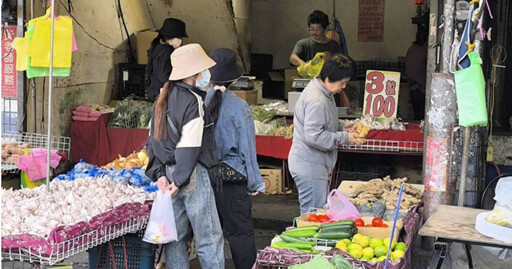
left=57, top=0, right=128, bottom=52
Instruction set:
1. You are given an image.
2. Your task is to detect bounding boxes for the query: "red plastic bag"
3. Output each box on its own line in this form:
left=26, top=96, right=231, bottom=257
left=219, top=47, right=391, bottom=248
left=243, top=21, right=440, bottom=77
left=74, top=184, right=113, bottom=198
left=326, top=189, right=361, bottom=221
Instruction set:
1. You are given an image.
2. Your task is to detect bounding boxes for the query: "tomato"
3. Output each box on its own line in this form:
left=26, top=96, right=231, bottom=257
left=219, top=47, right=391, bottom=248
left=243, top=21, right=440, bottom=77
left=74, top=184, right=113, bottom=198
left=308, top=214, right=319, bottom=222
left=372, top=217, right=383, bottom=227
left=354, top=218, right=365, bottom=227
left=318, top=215, right=331, bottom=223
left=365, top=224, right=373, bottom=227
left=381, top=223, right=389, bottom=228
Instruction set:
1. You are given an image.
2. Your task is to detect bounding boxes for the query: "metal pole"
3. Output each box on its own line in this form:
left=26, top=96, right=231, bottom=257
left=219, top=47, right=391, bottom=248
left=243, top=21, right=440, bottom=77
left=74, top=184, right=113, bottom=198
left=46, top=0, right=56, bottom=190
left=458, top=127, right=471, bottom=206
left=31, top=0, right=36, bottom=133
left=440, top=0, right=455, bottom=74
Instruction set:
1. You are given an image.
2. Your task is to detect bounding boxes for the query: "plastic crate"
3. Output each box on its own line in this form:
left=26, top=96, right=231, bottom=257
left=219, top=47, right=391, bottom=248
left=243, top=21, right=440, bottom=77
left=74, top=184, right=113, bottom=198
left=118, top=63, right=148, bottom=99
left=88, top=231, right=155, bottom=269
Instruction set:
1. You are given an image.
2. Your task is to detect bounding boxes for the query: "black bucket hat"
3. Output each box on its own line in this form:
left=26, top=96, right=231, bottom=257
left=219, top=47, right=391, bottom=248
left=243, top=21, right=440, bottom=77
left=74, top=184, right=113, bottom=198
left=209, top=48, right=244, bottom=83
left=158, top=18, right=188, bottom=39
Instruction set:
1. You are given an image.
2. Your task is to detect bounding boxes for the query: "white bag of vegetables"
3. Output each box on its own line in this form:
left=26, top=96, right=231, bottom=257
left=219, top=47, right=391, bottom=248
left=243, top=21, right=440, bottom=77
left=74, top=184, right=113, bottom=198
left=143, top=191, right=178, bottom=244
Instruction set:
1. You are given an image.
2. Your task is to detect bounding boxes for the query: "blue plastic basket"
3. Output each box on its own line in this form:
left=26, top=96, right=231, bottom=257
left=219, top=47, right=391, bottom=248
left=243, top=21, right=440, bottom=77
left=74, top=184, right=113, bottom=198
left=88, top=231, right=155, bottom=269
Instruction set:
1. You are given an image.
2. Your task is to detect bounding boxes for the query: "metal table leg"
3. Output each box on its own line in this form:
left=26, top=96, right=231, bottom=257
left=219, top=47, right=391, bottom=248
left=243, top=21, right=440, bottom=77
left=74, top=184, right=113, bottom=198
left=465, top=244, right=473, bottom=269
left=428, top=241, right=448, bottom=269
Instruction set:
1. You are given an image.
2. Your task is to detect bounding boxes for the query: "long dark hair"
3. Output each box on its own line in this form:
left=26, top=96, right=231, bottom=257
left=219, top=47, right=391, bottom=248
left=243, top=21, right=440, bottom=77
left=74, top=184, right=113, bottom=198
left=153, top=81, right=174, bottom=140
left=204, top=82, right=228, bottom=125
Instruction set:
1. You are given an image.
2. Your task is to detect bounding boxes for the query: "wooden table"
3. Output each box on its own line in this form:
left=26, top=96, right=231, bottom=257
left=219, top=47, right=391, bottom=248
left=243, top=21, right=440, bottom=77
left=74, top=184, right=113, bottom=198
left=419, top=205, right=512, bottom=269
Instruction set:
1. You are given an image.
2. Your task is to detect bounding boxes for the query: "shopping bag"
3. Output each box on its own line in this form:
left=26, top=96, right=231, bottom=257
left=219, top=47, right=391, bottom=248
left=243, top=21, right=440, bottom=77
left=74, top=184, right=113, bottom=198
left=27, top=9, right=73, bottom=68
left=143, top=191, right=178, bottom=244
left=454, top=52, right=488, bottom=127
left=297, top=52, right=325, bottom=79
left=25, top=21, right=71, bottom=78
left=326, top=189, right=361, bottom=221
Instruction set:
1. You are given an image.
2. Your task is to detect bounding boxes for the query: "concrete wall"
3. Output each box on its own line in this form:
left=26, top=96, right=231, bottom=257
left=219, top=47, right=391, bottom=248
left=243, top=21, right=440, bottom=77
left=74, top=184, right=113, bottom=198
left=251, top=0, right=418, bottom=69
left=25, top=0, right=242, bottom=138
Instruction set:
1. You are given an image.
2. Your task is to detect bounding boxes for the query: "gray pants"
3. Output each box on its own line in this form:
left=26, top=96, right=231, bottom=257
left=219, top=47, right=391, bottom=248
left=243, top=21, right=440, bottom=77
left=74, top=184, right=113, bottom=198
left=165, top=163, right=224, bottom=269
left=292, top=172, right=329, bottom=214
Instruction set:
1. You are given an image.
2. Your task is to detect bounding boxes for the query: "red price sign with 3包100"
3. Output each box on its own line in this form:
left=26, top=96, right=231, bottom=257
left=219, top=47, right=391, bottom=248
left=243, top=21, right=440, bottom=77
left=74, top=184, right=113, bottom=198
left=363, top=70, right=401, bottom=119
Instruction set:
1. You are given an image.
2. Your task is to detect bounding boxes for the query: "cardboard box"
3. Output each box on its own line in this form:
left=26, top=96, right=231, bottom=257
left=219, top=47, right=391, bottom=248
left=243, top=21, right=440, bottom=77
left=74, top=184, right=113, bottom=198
left=232, top=88, right=258, bottom=106
left=284, top=68, right=299, bottom=95
left=134, top=31, right=158, bottom=65
left=260, top=167, right=283, bottom=194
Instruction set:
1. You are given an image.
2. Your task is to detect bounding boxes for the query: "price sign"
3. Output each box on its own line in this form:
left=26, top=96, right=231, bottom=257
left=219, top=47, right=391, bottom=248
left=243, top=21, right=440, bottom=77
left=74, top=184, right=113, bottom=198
left=362, top=70, right=401, bottom=119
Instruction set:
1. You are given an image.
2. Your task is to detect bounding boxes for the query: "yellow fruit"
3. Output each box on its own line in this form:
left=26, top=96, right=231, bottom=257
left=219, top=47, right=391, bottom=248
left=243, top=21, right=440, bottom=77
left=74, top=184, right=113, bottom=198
left=395, top=242, right=407, bottom=252
left=369, top=238, right=384, bottom=248
left=377, top=256, right=387, bottom=262
left=359, top=236, right=371, bottom=248
left=374, top=245, right=387, bottom=257
left=348, top=248, right=363, bottom=259
left=360, top=257, right=370, bottom=262
left=342, top=239, right=351, bottom=245
left=362, top=247, right=374, bottom=260
left=336, top=241, right=348, bottom=251
left=352, top=233, right=362, bottom=243
left=392, top=249, right=405, bottom=261
left=371, top=257, right=379, bottom=263
left=138, top=151, right=148, bottom=162
left=383, top=238, right=397, bottom=250
left=348, top=243, right=363, bottom=251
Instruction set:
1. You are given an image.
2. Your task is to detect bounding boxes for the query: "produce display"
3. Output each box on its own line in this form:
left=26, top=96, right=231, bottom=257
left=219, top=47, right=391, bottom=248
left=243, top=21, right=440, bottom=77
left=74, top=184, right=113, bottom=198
left=349, top=176, right=422, bottom=211
left=251, top=106, right=277, bottom=123
left=1, top=177, right=154, bottom=238
left=56, top=160, right=157, bottom=192
left=107, top=98, right=153, bottom=129
left=103, top=150, right=149, bottom=170
left=1, top=142, right=30, bottom=164
left=344, top=115, right=407, bottom=132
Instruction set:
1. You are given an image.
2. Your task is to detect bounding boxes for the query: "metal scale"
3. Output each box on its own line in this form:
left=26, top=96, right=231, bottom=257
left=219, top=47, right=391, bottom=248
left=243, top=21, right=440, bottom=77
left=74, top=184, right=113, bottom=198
left=231, top=76, right=255, bottom=90
left=291, top=78, right=311, bottom=90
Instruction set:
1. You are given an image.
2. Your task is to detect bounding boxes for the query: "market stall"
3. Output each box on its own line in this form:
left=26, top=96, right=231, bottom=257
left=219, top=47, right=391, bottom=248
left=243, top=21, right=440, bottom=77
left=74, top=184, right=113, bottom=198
left=70, top=107, right=150, bottom=166
left=1, top=149, right=157, bottom=267
left=253, top=177, right=423, bottom=268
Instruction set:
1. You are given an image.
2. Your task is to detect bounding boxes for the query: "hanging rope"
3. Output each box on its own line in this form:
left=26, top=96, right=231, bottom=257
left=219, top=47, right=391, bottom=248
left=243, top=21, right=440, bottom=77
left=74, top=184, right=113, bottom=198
left=488, top=45, right=506, bottom=145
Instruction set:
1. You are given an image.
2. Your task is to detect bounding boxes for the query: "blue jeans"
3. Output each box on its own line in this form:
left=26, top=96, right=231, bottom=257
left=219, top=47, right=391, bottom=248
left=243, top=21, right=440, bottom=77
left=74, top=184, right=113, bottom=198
left=164, top=163, right=224, bottom=269
left=292, top=172, right=329, bottom=215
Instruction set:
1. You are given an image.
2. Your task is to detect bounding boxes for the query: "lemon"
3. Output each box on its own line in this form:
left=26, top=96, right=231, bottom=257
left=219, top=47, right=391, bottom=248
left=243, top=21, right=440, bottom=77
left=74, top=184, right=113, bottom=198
left=341, top=239, right=351, bottom=245
left=369, top=237, right=384, bottom=248
left=348, top=248, right=363, bottom=259
left=336, top=241, right=348, bottom=252
left=362, top=247, right=374, bottom=260
left=377, top=256, right=387, bottom=262
left=348, top=243, right=363, bottom=251
left=392, top=249, right=405, bottom=261
left=383, top=237, right=397, bottom=250
left=371, top=257, right=379, bottom=263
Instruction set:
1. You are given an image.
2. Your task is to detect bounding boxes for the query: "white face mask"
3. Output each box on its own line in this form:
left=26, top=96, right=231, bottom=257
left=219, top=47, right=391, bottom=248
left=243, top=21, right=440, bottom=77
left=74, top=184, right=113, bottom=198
left=168, top=38, right=183, bottom=49
left=194, top=70, right=211, bottom=90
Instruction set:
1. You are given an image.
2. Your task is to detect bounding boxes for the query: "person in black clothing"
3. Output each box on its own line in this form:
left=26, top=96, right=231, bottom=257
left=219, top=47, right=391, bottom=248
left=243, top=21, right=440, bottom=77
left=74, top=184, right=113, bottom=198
left=146, top=18, right=188, bottom=102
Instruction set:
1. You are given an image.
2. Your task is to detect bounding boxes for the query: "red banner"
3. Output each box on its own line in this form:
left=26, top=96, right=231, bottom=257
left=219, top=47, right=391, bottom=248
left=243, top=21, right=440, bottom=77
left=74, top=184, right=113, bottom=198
left=2, top=26, right=17, bottom=98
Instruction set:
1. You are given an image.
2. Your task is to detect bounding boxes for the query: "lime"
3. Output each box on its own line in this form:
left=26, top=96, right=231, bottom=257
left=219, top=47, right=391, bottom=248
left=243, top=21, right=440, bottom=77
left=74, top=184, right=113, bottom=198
left=374, top=245, right=387, bottom=257
left=395, top=242, right=407, bottom=252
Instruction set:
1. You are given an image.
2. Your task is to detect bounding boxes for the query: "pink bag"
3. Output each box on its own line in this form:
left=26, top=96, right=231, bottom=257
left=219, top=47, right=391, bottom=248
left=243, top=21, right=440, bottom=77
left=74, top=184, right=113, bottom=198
left=326, top=189, right=361, bottom=221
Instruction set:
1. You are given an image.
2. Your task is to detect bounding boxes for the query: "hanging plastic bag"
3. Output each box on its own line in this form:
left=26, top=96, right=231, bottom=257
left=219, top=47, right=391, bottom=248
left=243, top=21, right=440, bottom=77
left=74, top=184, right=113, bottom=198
left=454, top=52, right=488, bottom=127
left=326, top=189, right=361, bottom=221
left=297, top=52, right=325, bottom=79
left=25, top=21, right=71, bottom=78
left=27, top=9, right=73, bottom=68
left=12, top=34, right=29, bottom=71
left=143, top=191, right=178, bottom=244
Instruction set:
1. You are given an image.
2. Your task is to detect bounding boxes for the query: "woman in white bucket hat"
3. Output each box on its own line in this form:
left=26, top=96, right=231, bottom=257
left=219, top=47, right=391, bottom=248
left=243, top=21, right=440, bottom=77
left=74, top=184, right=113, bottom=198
left=145, top=43, right=224, bottom=269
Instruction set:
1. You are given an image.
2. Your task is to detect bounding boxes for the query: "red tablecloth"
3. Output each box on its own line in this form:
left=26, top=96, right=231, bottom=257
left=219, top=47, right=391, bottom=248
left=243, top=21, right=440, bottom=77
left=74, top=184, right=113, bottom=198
left=70, top=114, right=149, bottom=165
left=255, top=124, right=423, bottom=159
left=255, top=135, right=293, bottom=160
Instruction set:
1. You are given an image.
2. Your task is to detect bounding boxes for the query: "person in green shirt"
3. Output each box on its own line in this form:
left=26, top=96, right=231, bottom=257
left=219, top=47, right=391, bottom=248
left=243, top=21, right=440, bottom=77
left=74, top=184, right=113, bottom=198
left=290, top=10, right=342, bottom=67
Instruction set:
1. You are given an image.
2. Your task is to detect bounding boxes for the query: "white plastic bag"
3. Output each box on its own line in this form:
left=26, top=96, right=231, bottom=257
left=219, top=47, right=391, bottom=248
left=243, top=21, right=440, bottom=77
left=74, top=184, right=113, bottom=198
left=143, top=191, right=178, bottom=244
left=485, top=177, right=512, bottom=228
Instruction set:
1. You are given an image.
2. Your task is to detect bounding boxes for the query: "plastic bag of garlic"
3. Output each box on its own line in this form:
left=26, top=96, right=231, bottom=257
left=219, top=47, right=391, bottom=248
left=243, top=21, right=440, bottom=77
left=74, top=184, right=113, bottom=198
left=1, top=177, right=155, bottom=239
